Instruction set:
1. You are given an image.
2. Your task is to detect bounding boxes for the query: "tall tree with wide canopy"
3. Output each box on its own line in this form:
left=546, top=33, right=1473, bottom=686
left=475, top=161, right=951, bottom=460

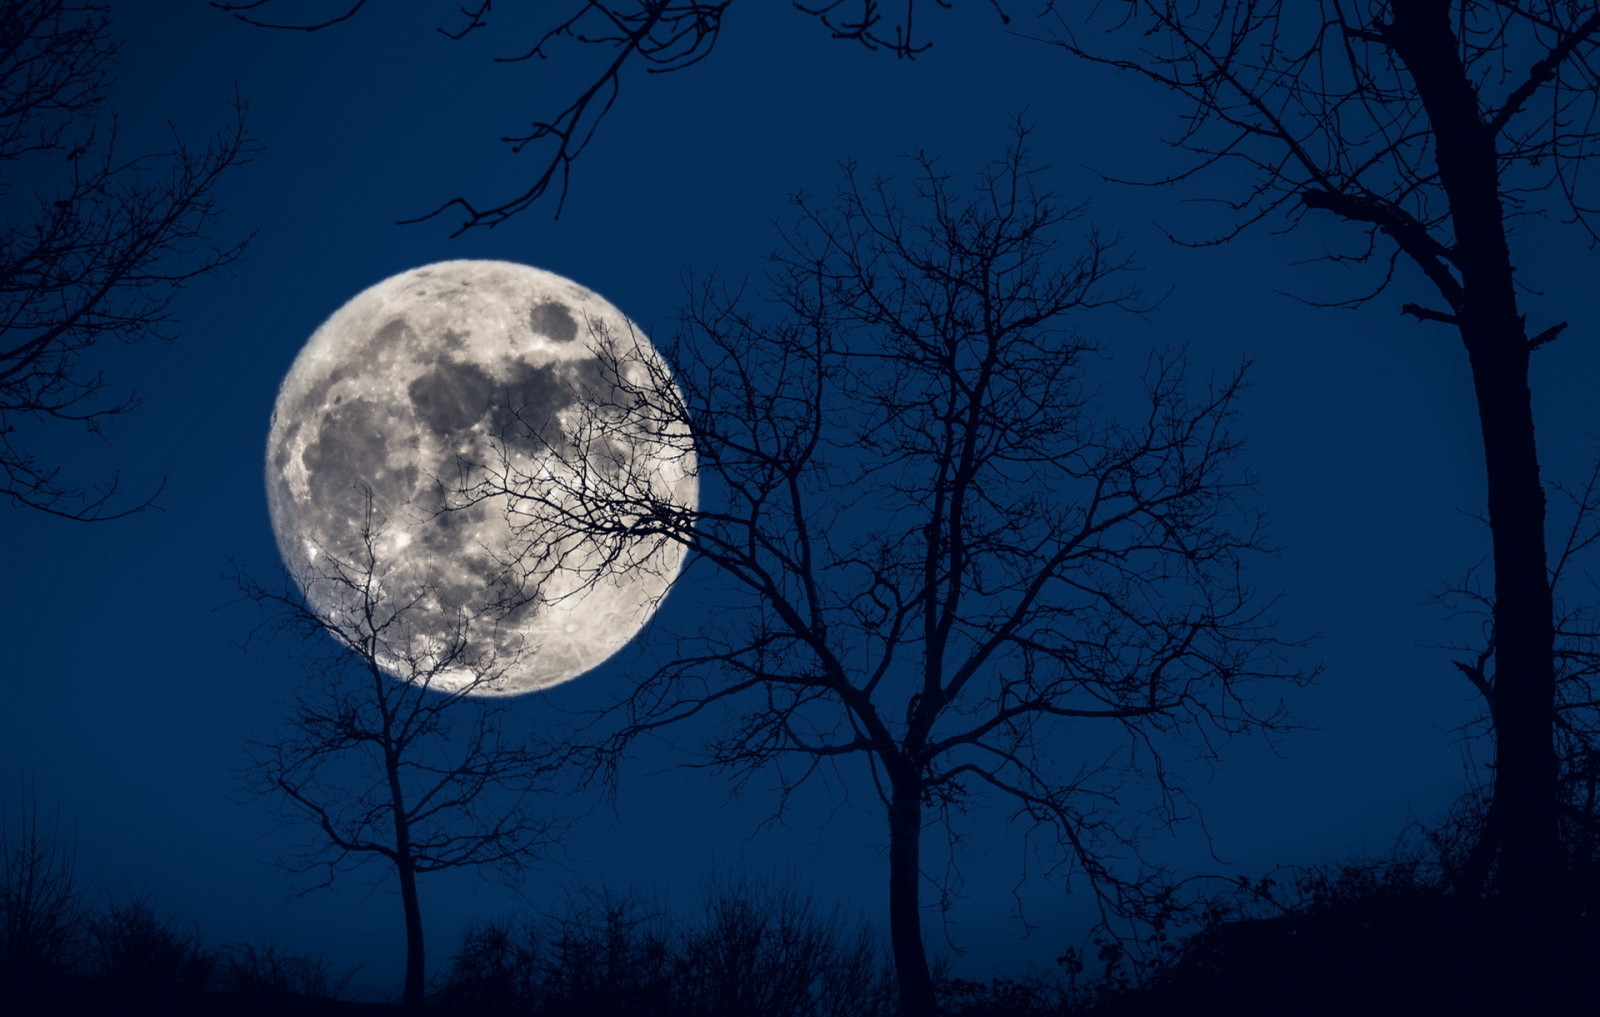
left=455, top=135, right=1309, bottom=1017
left=1044, top=0, right=1600, bottom=913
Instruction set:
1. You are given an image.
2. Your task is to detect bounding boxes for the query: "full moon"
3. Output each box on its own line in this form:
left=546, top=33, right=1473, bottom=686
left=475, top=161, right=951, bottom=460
left=265, top=260, right=696, bottom=696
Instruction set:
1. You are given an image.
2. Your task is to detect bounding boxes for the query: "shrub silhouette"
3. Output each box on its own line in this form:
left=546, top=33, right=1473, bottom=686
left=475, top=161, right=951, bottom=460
left=215, top=941, right=351, bottom=1005
left=1093, top=856, right=1600, bottom=1017
left=88, top=899, right=217, bottom=1015
left=675, top=877, right=893, bottom=1017
left=438, top=879, right=897, bottom=1017
left=1, top=784, right=86, bottom=1010
left=538, top=889, right=675, bottom=1017
left=434, top=916, right=542, bottom=1015
left=936, top=975, right=1070, bottom=1017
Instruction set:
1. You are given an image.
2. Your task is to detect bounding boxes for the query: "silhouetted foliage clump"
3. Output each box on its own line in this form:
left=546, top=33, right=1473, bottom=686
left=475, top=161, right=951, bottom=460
left=213, top=941, right=354, bottom=1010
left=935, top=975, right=1074, bottom=1017
left=1089, top=852, right=1600, bottom=1017
left=2, top=798, right=348, bottom=1017
left=89, top=899, right=217, bottom=1013
left=0, top=782, right=85, bottom=1009
left=19, top=779, right=1600, bottom=1016
left=436, top=879, right=898, bottom=1017
left=435, top=877, right=1113, bottom=1017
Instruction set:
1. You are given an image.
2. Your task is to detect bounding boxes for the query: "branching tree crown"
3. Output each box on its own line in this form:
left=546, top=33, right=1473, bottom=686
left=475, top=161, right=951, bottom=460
left=459, top=130, right=1311, bottom=1017
left=1, top=0, right=252, bottom=519
left=239, top=495, right=565, bottom=1007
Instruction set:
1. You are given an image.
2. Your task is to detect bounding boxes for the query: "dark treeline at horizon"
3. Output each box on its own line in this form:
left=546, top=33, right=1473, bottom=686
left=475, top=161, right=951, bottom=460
left=7, top=780, right=1600, bottom=1017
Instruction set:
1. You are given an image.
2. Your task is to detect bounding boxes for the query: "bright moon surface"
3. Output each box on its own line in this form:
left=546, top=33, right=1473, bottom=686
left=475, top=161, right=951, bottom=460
left=265, top=260, right=697, bottom=695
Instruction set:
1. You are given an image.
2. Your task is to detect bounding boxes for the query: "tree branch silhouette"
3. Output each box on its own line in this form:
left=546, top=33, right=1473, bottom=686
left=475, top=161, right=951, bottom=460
left=209, top=0, right=993, bottom=231
left=1, top=0, right=253, bottom=520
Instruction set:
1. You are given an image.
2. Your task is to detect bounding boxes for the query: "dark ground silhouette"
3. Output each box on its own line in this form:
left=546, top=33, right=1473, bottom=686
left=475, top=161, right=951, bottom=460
left=7, top=813, right=1600, bottom=1016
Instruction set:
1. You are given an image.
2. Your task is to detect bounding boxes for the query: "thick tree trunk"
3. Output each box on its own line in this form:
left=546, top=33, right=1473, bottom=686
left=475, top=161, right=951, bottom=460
left=887, top=779, right=936, bottom=1017
left=1385, top=0, right=1562, bottom=906
left=1465, top=337, right=1561, bottom=905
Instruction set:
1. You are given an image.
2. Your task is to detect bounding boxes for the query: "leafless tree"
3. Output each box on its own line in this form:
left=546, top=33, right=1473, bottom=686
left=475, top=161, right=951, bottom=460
left=209, top=0, right=996, bottom=231
left=1, top=0, right=252, bottom=520
left=1041, top=0, right=1600, bottom=914
left=457, top=131, right=1310, bottom=1017
left=238, top=495, right=565, bottom=1008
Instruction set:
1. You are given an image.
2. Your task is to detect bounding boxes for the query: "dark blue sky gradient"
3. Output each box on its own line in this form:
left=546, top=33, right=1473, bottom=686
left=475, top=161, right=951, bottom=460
left=4, top=2, right=1598, bottom=998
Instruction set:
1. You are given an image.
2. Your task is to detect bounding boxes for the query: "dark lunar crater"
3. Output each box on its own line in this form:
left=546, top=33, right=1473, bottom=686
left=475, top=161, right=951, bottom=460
left=409, top=358, right=497, bottom=436
left=529, top=301, right=578, bottom=342
left=292, top=365, right=353, bottom=429
left=373, top=317, right=414, bottom=352
left=487, top=359, right=632, bottom=476
left=300, top=398, right=404, bottom=533
left=484, top=360, right=583, bottom=445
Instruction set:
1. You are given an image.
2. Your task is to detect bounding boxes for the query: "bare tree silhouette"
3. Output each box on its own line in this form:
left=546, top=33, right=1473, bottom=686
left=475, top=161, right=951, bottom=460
left=456, top=131, right=1311, bottom=1017
left=238, top=494, right=564, bottom=1008
left=1045, top=0, right=1600, bottom=913
left=1, top=0, right=252, bottom=520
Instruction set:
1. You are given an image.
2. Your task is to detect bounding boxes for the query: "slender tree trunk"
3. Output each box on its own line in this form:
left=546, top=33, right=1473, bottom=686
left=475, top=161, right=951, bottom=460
left=1386, top=0, right=1562, bottom=907
left=385, top=741, right=427, bottom=1007
left=887, top=778, right=936, bottom=1017
left=396, top=854, right=427, bottom=1007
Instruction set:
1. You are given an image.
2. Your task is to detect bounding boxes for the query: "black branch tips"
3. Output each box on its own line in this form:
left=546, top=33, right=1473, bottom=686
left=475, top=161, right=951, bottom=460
left=210, top=0, right=371, bottom=31
left=213, top=1, right=989, bottom=230
left=1401, top=302, right=1459, bottom=326
left=1528, top=321, right=1569, bottom=351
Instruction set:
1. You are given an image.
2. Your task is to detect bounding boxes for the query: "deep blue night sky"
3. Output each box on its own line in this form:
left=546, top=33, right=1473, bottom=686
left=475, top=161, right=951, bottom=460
left=4, top=2, right=1599, bottom=1000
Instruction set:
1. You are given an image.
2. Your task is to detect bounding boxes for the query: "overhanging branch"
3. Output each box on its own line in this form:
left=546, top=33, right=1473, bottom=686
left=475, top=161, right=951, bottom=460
left=1301, top=188, right=1463, bottom=310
